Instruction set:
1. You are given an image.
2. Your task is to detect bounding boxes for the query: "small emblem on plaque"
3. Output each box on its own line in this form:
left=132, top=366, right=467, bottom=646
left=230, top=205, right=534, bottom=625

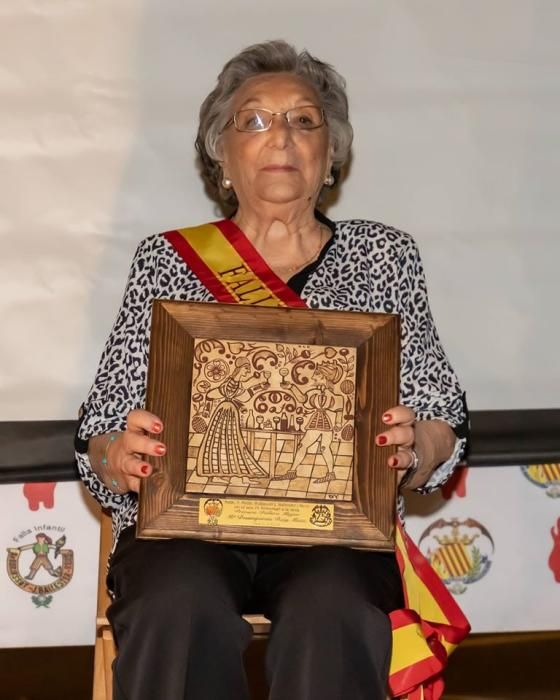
left=203, top=498, right=223, bottom=526
left=309, top=505, right=332, bottom=528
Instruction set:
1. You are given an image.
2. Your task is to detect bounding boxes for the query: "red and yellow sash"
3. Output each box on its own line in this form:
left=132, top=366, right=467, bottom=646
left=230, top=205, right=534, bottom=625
left=164, top=220, right=470, bottom=700
left=164, top=219, right=306, bottom=308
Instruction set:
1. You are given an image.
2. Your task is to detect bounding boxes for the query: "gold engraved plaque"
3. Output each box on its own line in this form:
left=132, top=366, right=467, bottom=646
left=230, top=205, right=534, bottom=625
left=199, top=498, right=334, bottom=531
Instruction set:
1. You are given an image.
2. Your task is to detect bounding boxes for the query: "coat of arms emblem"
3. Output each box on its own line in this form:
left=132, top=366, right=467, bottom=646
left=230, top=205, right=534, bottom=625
left=6, top=529, right=74, bottom=607
left=418, top=517, right=494, bottom=595
left=521, top=464, right=560, bottom=498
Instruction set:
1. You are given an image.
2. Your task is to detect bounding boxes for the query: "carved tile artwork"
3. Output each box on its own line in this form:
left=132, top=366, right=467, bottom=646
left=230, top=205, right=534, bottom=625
left=186, top=339, right=357, bottom=501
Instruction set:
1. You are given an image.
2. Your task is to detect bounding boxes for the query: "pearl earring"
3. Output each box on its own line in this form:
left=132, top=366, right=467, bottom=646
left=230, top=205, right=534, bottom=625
left=324, top=174, right=334, bottom=186
left=222, top=177, right=232, bottom=189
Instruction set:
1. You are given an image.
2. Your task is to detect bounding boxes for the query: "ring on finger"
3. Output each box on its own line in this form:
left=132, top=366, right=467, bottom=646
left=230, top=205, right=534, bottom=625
left=399, top=446, right=419, bottom=470
left=398, top=447, right=420, bottom=486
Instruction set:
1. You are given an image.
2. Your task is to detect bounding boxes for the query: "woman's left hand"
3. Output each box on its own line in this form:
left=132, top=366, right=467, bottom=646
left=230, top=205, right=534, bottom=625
left=375, top=405, right=417, bottom=477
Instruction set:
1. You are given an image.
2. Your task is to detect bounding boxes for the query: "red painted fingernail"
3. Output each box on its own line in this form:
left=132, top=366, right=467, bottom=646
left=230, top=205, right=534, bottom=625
left=152, top=423, right=163, bottom=433
left=141, top=465, right=149, bottom=475
left=389, top=457, right=399, bottom=467
left=383, top=413, right=392, bottom=423
left=155, top=444, right=166, bottom=455
left=377, top=435, right=387, bottom=446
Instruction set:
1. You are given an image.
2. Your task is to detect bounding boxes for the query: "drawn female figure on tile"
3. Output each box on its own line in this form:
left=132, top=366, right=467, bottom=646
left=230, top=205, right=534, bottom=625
left=196, top=356, right=268, bottom=483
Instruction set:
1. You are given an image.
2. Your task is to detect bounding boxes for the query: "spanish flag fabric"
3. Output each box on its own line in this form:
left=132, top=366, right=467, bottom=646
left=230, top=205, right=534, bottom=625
left=164, top=220, right=471, bottom=699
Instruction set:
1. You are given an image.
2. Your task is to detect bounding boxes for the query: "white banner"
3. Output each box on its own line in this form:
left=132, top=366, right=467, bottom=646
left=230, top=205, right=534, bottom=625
left=405, top=465, right=560, bottom=633
left=0, top=481, right=100, bottom=648
left=1, top=465, right=558, bottom=646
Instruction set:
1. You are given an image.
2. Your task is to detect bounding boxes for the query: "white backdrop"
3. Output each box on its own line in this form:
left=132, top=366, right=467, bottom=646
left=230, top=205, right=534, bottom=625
left=1, top=0, right=559, bottom=420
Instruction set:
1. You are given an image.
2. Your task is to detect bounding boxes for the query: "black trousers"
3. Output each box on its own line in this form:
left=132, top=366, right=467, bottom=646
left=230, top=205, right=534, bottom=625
left=107, top=526, right=403, bottom=700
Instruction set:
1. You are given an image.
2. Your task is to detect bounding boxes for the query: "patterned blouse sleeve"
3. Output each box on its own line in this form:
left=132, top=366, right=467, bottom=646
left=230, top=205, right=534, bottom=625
left=74, top=237, right=157, bottom=509
left=397, top=235, right=468, bottom=492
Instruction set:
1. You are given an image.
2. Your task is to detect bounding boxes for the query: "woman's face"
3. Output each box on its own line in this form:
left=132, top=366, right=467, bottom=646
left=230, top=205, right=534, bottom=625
left=220, top=73, right=332, bottom=211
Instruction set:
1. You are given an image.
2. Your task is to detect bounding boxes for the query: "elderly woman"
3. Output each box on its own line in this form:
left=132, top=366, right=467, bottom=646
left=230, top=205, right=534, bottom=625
left=76, top=40, right=468, bottom=700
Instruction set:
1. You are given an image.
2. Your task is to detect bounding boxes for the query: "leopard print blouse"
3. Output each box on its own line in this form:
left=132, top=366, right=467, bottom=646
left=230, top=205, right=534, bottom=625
left=75, top=219, right=467, bottom=550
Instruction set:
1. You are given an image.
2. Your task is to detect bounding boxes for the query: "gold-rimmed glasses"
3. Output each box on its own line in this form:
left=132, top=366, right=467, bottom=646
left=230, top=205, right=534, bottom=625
left=223, top=105, right=325, bottom=133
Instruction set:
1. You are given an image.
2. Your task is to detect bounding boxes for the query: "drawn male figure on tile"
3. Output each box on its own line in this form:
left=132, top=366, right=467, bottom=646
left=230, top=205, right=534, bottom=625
left=275, top=361, right=345, bottom=483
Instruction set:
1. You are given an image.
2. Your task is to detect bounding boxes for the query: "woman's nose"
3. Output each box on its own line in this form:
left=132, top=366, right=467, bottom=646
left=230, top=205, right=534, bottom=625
left=266, top=114, right=293, bottom=147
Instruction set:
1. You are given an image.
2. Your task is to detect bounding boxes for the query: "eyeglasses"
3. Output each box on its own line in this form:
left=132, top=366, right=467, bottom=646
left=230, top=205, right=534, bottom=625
left=223, top=106, right=325, bottom=133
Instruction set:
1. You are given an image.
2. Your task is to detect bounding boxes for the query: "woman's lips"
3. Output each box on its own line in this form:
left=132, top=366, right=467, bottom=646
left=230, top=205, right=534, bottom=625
left=261, top=165, right=298, bottom=172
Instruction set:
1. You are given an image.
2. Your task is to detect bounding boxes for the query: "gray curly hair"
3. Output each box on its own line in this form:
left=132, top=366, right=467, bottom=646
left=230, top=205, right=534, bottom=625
left=195, top=40, right=353, bottom=211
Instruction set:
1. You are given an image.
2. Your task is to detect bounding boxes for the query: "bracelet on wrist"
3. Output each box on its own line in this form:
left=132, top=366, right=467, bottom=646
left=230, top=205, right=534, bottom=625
left=101, top=434, right=125, bottom=492
left=101, top=434, right=117, bottom=468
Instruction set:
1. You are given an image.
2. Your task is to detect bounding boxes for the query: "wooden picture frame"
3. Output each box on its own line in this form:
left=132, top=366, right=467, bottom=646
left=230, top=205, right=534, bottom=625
left=137, top=301, right=400, bottom=551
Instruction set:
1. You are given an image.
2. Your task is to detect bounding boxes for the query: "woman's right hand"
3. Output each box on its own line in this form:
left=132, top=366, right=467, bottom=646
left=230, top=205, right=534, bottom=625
left=101, top=409, right=166, bottom=493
